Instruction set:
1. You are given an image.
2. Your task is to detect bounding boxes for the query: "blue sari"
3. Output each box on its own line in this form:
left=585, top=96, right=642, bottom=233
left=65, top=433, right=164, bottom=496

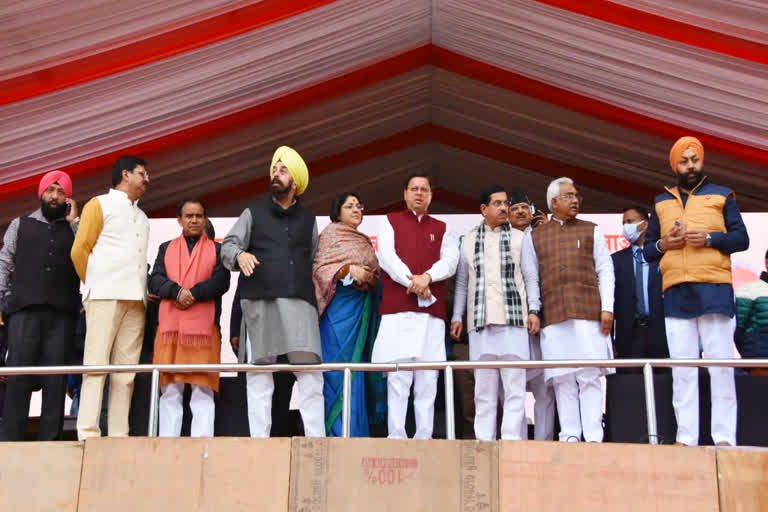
left=321, top=283, right=383, bottom=436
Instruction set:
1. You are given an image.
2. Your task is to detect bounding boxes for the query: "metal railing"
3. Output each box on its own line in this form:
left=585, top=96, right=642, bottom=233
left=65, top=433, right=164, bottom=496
left=1, top=359, right=767, bottom=442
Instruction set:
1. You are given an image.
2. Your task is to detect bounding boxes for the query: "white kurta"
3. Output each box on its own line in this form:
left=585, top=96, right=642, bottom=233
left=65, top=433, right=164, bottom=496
left=371, top=213, right=459, bottom=363
left=467, top=325, right=530, bottom=361
left=540, top=319, right=614, bottom=381
left=521, top=221, right=615, bottom=381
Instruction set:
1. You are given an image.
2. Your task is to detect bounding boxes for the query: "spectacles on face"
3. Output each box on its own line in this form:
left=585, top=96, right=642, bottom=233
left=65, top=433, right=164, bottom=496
left=408, top=186, right=430, bottom=194
left=132, top=169, right=150, bottom=180
left=489, top=201, right=531, bottom=208
left=342, top=203, right=365, bottom=211
left=557, top=193, right=582, bottom=202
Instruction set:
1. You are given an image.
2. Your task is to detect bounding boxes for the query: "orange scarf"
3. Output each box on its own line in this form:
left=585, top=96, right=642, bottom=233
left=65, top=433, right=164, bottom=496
left=157, top=234, right=217, bottom=345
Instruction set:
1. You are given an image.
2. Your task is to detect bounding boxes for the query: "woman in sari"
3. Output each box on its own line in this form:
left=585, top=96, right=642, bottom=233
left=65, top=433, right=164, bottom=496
left=313, top=192, right=383, bottom=436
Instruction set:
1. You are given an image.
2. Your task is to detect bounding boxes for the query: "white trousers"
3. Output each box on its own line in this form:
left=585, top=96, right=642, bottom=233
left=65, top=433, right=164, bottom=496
left=520, top=373, right=556, bottom=441
left=665, top=314, right=737, bottom=446
left=245, top=371, right=325, bottom=438
left=159, top=383, right=215, bottom=438
left=474, top=354, right=526, bottom=441
left=387, top=366, right=438, bottom=439
left=553, top=368, right=604, bottom=442
left=244, top=338, right=325, bottom=438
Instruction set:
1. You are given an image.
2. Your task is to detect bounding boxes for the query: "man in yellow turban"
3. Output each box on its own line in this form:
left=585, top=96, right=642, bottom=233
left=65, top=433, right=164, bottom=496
left=222, top=146, right=325, bottom=438
left=270, top=145, right=309, bottom=196
left=643, top=136, right=749, bottom=447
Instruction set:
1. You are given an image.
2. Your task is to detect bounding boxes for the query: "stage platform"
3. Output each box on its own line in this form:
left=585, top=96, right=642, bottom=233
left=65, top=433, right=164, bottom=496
left=0, top=439, right=765, bottom=511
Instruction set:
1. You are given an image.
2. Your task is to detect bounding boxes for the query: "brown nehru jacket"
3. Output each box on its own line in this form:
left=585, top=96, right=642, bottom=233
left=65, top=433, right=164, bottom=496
left=532, top=219, right=602, bottom=328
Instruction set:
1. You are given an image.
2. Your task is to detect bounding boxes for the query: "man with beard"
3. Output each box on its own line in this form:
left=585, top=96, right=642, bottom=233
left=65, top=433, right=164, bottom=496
left=450, top=185, right=534, bottom=441
left=521, top=177, right=615, bottom=442
left=372, top=174, right=459, bottom=439
left=222, top=146, right=325, bottom=438
left=644, top=136, right=748, bottom=447
left=71, top=156, right=150, bottom=439
left=507, top=187, right=555, bottom=441
left=0, top=171, right=80, bottom=440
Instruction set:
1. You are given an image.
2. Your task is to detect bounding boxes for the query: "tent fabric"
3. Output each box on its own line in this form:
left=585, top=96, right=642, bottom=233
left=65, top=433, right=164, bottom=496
left=0, top=0, right=766, bottom=229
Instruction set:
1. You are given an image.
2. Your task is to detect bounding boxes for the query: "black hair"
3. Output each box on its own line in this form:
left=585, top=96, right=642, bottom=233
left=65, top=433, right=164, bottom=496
left=403, top=173, right=433, bottom=190
left=622, top=205, right=650, bottom=220
left=177, top=198, right=208, bottom=218
left=204, top=219, right=215, bottom=240
left=479, top=184, right=506, bottom=205
left=330, top=192, right=361, bottom=223
left=112, top=156, right=147, bottom=187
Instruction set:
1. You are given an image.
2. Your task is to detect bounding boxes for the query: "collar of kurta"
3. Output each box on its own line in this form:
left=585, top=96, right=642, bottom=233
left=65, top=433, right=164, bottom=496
left=269, top=194, right=299, bottom=217
left=409, top=209, right=430, bottom=222
left=108, top=187, right=140, bottom=207
left=551, top=216, right=579, bottom=225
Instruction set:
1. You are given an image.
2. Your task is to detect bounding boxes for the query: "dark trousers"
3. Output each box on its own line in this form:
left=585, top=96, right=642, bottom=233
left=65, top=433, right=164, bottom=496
left=1, top=307, right=75, bottom=440
left=617, top=320, right=668, bottom=375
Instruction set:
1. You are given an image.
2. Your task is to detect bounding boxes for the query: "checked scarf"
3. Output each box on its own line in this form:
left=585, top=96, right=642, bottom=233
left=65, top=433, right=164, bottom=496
left=472, top=222, right=525, bottom=330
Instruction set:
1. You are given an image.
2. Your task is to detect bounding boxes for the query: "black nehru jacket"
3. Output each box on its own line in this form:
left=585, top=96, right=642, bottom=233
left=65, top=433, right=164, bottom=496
left=6, top=216, right=80, bottom=315
left=237, top=196, right=316, bottom=307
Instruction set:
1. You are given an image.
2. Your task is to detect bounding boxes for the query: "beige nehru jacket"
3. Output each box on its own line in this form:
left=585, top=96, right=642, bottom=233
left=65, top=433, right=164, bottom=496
left=462, top=225, right=527, bottom=333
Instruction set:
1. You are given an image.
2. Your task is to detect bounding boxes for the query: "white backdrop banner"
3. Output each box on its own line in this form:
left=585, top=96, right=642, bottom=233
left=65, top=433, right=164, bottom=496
left=147, top=212, right=768, bottom=365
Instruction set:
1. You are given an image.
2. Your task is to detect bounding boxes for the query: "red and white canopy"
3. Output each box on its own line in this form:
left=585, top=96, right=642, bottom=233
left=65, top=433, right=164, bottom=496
left=1, top=0, right=766, bottom=227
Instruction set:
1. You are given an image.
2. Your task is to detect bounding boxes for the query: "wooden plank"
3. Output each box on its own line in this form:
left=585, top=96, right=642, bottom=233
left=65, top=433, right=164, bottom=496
left=289, top=438, right=498, bottom=512
left=77, top=437, right=290, bottom=512
left=0, top=441, right=83, bottom=512
left=717, top=447, right=768, bottom=512
left=500, top=441, right=719, bottom=512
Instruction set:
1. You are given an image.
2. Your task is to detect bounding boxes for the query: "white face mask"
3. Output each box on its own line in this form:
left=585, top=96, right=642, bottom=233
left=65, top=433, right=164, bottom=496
left=622, top=221, right=645, bottom=244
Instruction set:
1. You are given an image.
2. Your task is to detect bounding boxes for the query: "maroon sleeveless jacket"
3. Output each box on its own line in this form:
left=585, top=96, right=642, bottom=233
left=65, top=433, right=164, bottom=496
left=379, top=210, right=447, bottom=320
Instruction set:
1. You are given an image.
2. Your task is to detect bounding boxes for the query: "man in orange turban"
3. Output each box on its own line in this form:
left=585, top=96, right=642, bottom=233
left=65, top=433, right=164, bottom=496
left=0, top=171, right=80, bottom=440
left=668, top=136, right=705, bottom=189
left=643, top=136, right=749, bottom=447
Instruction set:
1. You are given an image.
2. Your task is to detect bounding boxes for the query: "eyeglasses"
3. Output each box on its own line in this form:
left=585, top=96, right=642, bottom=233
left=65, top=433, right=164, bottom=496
left=342, top=204, right=365, bottom=211
left=557, top=193, right=582, bottom=202
left=488, top=201, right=530, bottom=208
left=132, top=169, right=150, bottom=179
left=407, top=186, right=431, bottom=194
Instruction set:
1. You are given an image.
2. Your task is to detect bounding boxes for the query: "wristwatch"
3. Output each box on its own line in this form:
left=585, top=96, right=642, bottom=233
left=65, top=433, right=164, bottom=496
left=705, top=233, right=712, bottom=247
left=529, top=309, right=540, bottom=317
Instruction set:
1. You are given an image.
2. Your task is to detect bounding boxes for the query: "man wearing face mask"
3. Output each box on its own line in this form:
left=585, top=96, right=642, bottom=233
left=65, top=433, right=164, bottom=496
left=644, top=136, right=749, bottom=447
left=0, top=171, right=80, bottom=440
left=611, top=206, right=668, bottom=372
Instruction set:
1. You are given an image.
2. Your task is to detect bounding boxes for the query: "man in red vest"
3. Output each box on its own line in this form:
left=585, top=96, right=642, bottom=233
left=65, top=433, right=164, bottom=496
left=371, top=174, right=459, bottom=439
